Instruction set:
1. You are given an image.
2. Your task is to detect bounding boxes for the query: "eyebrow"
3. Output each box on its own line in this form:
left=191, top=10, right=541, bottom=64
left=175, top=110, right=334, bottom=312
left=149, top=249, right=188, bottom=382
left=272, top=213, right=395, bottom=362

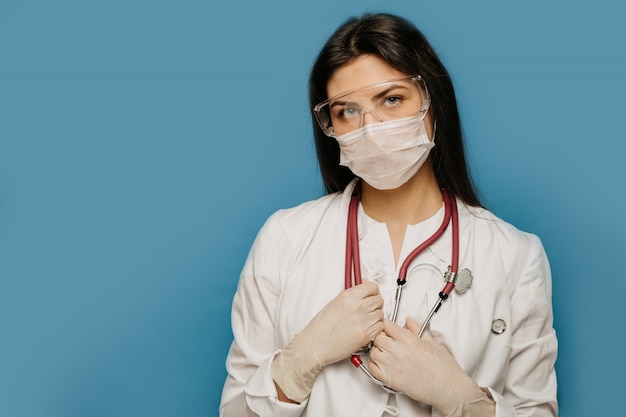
left=329, top=84, right=411, bottom=108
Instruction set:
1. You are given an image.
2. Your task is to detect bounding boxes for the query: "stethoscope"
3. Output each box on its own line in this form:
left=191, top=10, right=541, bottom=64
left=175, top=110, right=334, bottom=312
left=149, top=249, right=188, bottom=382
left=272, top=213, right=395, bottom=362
left=345, top=187, right=472, bottom=393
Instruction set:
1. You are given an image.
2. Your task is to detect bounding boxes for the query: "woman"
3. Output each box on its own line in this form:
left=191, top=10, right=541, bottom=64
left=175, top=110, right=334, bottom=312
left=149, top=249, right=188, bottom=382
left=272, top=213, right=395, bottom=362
left=220, top=13, right=557, bottom=417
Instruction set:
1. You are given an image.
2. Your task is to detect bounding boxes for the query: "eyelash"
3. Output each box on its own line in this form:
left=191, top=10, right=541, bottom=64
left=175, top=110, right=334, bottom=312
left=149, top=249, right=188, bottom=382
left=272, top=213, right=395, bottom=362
left=384, top=96, right=403, bottom=105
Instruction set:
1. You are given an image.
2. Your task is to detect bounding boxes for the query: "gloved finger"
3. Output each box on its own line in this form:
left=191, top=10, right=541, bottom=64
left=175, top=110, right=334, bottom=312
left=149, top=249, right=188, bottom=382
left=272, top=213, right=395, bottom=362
left=381, top=318, right=411, bottom=342
left=350, top=280, right=380, bottom=297
left=405, top=316, right=434, bottom=341
left=372, top=330, right=395, bottom=351
left=365, top=317, right=385, bottom=340
left=362, top=292, right=384, bottom=312
left=405, top=316, right=422, bottom=334
left=368, top=340, right=398, bottom=390
left=356, top=296, right=383, bottom=321
left=368, top=340, right=390, bottom=371
left=367, top=310, right=385, bottom=330
left=367, top=354, right=386, bottom=381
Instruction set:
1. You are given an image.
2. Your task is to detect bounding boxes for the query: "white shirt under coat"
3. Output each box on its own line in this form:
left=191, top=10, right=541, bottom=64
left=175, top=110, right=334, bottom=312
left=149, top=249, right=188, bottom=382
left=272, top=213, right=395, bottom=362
left=220, top=180, right=558, bottom=417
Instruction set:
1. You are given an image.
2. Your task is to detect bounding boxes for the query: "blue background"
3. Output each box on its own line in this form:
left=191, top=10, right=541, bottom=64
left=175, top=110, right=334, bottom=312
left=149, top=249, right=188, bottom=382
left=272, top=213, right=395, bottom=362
left=1, top=1, right=624, bottom=416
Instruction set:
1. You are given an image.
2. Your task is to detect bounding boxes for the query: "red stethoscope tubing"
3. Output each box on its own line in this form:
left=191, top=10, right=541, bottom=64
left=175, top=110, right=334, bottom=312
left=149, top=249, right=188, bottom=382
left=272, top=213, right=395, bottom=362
left=345, top=188, right=458, bottom=291
left=345, top=188, right=460, bottom=393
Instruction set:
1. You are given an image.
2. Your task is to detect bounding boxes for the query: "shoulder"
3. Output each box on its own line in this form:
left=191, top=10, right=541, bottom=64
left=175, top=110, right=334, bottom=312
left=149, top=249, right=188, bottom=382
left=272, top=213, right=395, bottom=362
left=459, top=202, right=550, bottom=293
left=460, top=202, right=544, bottom=252
left=269, top=192, right=343, bottom=226
left=254, top=181, right=356, bottom=249
left=262, top=191, right=344, bottom=236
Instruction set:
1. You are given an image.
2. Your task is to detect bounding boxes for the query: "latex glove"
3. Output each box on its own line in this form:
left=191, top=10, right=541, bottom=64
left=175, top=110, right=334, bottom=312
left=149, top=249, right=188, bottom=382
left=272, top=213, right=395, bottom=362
left=368, top=317, right=495, bottom=417
left=271, top=280, right=384, bottom=403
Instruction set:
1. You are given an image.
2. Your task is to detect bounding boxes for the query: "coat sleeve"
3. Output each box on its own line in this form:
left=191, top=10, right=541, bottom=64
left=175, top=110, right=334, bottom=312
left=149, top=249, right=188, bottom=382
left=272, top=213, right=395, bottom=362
left=219, top=213, right=307, bottom=417
left=492, top=234, right=558, bottom=417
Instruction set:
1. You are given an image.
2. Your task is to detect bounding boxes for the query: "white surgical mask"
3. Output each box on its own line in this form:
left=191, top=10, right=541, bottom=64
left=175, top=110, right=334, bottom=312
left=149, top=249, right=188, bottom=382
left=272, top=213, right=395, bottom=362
left=335, top=114, right=435, bottom=190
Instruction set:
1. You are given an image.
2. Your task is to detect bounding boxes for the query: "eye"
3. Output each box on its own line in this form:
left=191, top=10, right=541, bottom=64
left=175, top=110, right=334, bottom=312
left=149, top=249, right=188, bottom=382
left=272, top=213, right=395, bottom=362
left=383, top=96, right=402, bottom=107
left=339, top=105, right=360, bottom=120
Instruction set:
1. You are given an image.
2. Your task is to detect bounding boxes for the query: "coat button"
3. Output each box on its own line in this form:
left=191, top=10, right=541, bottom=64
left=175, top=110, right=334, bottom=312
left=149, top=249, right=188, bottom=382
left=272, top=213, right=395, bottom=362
left=491, top=319, right=507, bottom=334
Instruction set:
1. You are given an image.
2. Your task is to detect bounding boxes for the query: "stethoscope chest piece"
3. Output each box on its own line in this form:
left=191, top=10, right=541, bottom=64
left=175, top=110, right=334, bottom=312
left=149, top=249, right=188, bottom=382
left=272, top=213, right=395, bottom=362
left=453, top=268, right=473, bottom=293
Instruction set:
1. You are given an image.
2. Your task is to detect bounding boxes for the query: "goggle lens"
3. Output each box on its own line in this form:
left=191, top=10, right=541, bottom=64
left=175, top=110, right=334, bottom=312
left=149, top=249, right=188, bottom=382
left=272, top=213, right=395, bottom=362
left=313, top=75, right=430, bottom=137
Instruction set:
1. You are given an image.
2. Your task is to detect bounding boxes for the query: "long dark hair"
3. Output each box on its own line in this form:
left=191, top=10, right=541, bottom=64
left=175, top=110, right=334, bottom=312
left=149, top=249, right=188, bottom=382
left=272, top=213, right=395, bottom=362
left=309, top=13, right=482, bottom=207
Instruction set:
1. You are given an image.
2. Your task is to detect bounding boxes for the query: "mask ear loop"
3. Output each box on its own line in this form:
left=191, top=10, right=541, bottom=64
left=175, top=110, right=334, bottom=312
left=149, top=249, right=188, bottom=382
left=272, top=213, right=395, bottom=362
left=430, top=119, right=437, bottom=144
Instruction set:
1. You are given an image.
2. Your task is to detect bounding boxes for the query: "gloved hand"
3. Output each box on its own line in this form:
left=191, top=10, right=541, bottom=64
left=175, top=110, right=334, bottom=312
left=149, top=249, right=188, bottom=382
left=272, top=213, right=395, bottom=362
left=271, top=280, right=384, bottom=403
left=368, top=317, right=495, bottom=417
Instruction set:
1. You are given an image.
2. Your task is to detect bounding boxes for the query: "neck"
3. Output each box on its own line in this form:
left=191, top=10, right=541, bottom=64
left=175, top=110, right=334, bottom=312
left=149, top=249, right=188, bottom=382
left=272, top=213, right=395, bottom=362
left=359, top=164, right=442, bottom=226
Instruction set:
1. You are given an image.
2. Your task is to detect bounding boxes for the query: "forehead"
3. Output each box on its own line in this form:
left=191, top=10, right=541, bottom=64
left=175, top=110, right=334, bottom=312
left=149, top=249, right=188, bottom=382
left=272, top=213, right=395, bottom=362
left=326, top=55, right=410, bottom=99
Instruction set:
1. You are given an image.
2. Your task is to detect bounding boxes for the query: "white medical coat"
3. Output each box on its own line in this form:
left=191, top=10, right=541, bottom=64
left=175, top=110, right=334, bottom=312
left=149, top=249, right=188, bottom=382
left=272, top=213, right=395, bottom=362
left=220, top=181, right=558, bottom=417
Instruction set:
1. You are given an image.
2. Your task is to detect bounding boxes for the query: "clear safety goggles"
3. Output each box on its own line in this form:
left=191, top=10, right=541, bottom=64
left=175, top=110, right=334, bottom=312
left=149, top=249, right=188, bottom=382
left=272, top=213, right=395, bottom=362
left=313, top=75, right=430, bottom=138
